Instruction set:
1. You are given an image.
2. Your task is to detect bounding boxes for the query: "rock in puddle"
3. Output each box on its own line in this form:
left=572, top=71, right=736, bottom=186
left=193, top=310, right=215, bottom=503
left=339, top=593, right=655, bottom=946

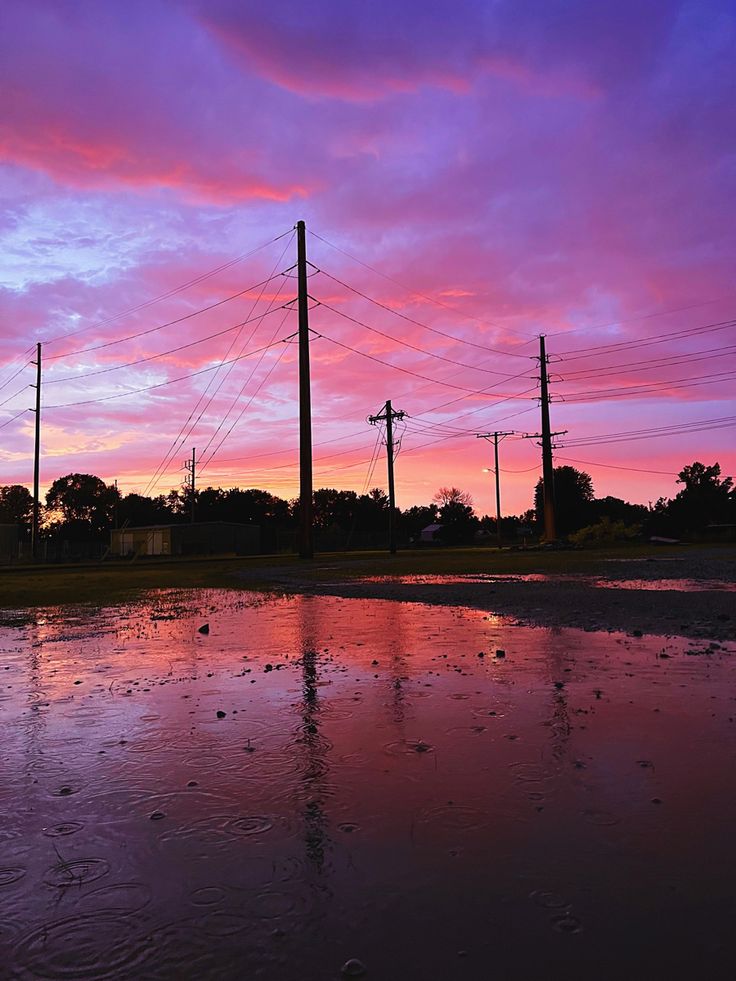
left=341, top=959, right=367, bottom=977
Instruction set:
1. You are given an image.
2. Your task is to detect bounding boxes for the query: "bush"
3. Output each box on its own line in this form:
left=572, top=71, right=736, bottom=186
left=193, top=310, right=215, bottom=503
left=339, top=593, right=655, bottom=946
left=569, top=518, right=642, bottom=546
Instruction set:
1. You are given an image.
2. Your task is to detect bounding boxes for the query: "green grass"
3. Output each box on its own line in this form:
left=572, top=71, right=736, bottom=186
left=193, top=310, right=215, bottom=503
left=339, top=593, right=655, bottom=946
left=2, top=542, right=733, bottom=610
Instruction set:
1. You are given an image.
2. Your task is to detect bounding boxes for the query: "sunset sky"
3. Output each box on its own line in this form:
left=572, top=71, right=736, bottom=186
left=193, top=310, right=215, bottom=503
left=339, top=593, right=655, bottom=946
left=1, top=0, right=734, bottom=516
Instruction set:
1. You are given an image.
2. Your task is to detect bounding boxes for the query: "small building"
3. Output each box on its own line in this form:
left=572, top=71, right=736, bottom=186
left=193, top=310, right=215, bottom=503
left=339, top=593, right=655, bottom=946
left=110, top=522, right=260, bottom=558
left=419, top=523, right=444, bottom=545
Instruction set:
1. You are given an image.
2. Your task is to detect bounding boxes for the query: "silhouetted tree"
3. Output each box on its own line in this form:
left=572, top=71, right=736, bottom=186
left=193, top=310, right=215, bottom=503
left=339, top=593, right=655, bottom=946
left=534, top=466, right=594, bottom=536
left=433, top=486, right=479, bottom=544
left=226, top=488, right=290, bottom=525
left=118, top=492, right=175, bottom=527
left=0, top=485, right=33, bottom=527
left=45, top=473, right=119, bottom=539
left=588, top=496, right=648, bottom=525
left=664, top=462, right=735, bottom=533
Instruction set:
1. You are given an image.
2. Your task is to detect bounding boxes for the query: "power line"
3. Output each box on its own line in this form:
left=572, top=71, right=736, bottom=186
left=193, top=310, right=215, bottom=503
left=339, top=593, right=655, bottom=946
left=564, top=368, right=736, bottom=402
left=316, top=329, right=534, bottom=398
left=557, top=317, right=736, bottom=360
left=207, top=427, right=371, bottom=466
left=0, top=357, right=33, bottom=395
left=544, top=294, right=736, bottom=340
left=561, top=415, right=736, bottom=447
left=42, top=228, right=293, bottom=347
left=45, top=270, right=288, bottom=362
left=141, top=236, right=295, bottom=497
left=199, top=314, right=293, bottom=471
left=555, top=455, right=678, bottom=476
left=43, top=335, right=294, bottom=409
left=0, top=409, right=28, bottom=430
left=317, top=299, right=529, bottom=375
left=311, top=229, right=537, bottom=341
left=44, top=303, right=289, bottom=385
left=560, top=343, right=736, bottom=380
left=318, top=271, right=531, bottom=360
left=0, top=383, right=31, bottom=410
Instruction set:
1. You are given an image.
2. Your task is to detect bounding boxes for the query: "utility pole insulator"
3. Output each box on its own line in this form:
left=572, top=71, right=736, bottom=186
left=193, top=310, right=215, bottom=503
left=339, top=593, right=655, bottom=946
left=368, top=400, right=406, bottom=555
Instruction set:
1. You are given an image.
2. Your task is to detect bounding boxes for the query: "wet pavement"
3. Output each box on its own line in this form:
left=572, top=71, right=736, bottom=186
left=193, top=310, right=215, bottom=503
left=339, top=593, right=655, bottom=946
left=2, top=589, right=736, bottom=980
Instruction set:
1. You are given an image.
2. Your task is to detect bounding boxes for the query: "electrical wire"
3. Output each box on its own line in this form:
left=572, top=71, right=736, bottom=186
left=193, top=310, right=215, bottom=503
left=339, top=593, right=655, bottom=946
left=316, top=330, right=534, bottom=398
left=560, top=344, right=736, bottom=380
left=43, top=335, right=293, bottom=409
left=317, top=299, right=530, bottom=376
left=555, top=455, right=678, bottom=476
left=45, top=271, right=288, bottom=362
left=0, top=384, right=31, bottom=410
left=556, top=317, right=736, bottom=360
left=42, top=228, right=293, bottom=347
left=544, top=294, right=736, bottom=341
left=199, top=313, right=293, bottom=470
left=318, top=271, right=531, bottom=360
left=0, top=409, right=28, bottom=430
left=141, top=236, right=295, bottom=497
left=311, top=229, right=535, bottom=341
left=0, top=357, right=33, bottom=395
left=564, top=368, right=736, bottom=402
left=44, top=303, right=289, bottom=384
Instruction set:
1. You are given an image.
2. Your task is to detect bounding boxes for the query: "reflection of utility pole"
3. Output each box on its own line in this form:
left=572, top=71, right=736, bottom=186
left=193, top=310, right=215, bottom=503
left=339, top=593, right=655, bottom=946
left=523, top=336, right=566, bottom=542
left=476, top=431, right=514, bottom=548
left=184, top=448, right=196, bottom=522
left=368, top=400, right=406, bottom=554
left=31, top=342, right=41, bottom=560
left=296, top=220, right=314, bottom=560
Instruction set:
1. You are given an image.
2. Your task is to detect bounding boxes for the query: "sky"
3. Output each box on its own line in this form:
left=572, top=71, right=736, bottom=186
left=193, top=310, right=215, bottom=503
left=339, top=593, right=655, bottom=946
left=1, top=0, right=734, bottom=516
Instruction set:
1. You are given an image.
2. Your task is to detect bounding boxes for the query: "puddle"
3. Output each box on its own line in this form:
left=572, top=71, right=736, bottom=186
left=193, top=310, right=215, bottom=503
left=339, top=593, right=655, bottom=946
left=361, top=573, right=736, bottom=591
left=1, top=590, right=735, bottom=979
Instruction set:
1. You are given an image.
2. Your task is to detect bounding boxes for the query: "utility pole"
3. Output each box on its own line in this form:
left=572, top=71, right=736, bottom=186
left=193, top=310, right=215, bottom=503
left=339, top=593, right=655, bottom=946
left=184, top=448, right=196, bottom=522
left=368, top=400, right=406, bottom=554
left=523, top=335, right=566, bottom=542
left=296, top=219, right=314, bottom=559
left=476, top=431, right=514, bottom=547
left=31, top=342, right=41, bottom=560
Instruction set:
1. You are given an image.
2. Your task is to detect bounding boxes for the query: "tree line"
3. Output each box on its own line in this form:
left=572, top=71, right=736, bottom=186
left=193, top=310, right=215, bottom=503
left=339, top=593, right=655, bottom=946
left=0, top=460, right=733, bottom=551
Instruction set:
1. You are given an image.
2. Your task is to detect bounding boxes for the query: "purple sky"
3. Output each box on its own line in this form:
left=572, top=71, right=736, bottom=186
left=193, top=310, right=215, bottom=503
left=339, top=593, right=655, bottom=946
left=1, top=0, right=734, bottom=514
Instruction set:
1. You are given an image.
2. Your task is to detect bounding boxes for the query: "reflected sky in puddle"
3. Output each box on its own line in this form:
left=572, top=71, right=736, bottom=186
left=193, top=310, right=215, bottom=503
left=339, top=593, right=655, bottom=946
left=361, top=572, right=736, bottom=591
left=2, top=590, right=735, bottom=979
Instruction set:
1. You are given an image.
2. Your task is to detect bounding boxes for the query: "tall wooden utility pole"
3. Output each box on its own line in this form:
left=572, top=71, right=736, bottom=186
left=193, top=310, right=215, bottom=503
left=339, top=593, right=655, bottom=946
left=538, top=335, right=556, bottom=541
left=522, top=336, right=566, bottom=543
left=184, top=448, right=196, bottom=522
left=31, top=342, right=41, bottom=560
left=368, top=400, right=406, bottom=554
left=476, top=431, right=514, bottom=547
left=296, top=220, right=314, bottom=559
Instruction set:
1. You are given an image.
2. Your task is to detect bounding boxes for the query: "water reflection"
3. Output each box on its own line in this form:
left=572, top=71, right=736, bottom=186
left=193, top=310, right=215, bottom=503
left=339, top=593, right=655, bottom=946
left=1, top=590, right=735, bottom=979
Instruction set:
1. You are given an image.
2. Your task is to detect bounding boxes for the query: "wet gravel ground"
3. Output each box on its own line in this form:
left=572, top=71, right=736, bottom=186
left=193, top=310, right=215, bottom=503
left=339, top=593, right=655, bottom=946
left=2, top=589, right=736, bottom=980
left=236, top=550, right=736, bottom=641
